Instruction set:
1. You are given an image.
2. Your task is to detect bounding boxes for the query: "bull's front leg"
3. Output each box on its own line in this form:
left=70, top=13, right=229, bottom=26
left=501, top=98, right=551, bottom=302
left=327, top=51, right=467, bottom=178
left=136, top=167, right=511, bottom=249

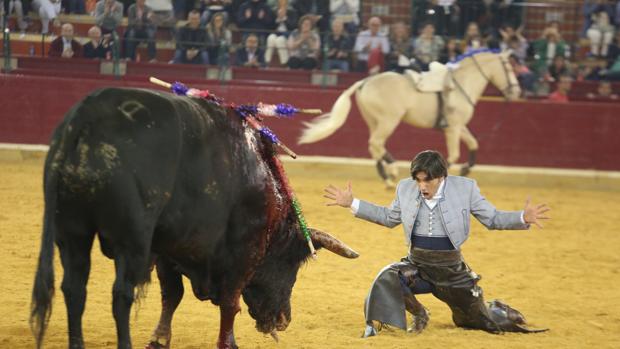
left=217, top=293, right=241, bottom=349
left=147, top=258, right=184, bottom=349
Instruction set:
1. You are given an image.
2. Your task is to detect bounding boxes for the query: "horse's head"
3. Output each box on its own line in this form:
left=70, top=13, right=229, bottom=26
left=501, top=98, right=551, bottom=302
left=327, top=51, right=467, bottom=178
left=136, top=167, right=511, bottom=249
left=487, top=50, right=521, bottom=101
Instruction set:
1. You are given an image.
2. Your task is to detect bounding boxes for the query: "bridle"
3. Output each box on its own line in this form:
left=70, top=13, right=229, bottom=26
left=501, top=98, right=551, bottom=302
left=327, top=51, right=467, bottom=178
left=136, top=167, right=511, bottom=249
left=450, top=53, right=520, bottom=107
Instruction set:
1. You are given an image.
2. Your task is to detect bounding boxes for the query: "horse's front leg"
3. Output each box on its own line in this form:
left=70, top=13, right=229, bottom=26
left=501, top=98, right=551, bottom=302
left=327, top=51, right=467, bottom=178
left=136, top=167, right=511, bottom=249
left=217, top=293, right=241, bottom=349
left=147, top=257, right=184, bottom=349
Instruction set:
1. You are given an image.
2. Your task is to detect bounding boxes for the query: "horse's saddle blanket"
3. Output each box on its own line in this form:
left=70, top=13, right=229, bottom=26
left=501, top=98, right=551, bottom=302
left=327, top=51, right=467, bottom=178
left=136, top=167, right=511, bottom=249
left=405, top=62, right=454, bottom=93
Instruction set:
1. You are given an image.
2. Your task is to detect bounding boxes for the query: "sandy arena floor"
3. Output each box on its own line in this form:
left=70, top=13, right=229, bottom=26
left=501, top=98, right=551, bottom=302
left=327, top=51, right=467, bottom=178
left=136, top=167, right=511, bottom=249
left=1, top=156, right=619, bottom=348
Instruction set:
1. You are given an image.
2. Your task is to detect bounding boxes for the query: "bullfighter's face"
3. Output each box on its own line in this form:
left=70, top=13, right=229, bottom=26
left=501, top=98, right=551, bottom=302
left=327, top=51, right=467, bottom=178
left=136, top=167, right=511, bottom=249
left=414, top=171, right=444, bottom=200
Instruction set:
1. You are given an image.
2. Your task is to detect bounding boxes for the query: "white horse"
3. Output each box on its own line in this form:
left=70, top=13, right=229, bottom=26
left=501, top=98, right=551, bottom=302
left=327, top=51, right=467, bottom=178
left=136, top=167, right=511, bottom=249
left=298, top=50, right=521, bottom=187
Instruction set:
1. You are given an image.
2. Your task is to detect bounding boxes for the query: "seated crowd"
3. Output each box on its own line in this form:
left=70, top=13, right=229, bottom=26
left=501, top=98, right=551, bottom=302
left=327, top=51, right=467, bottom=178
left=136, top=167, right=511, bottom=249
left=3, top=0, right=620, bottom=101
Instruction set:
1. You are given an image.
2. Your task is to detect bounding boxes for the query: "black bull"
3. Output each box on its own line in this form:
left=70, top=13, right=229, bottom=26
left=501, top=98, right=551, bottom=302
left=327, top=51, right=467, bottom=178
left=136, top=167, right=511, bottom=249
left=30, top=88, right=359, bottom=349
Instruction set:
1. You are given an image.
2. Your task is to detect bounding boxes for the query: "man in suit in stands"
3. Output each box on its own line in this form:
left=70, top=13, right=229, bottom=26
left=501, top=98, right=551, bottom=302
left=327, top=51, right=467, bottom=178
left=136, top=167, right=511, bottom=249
left=48, top=23, right=83, bottom=58
left=235, top=33, right=265, bottom=67
left=324, top=150, right=550, bottom=336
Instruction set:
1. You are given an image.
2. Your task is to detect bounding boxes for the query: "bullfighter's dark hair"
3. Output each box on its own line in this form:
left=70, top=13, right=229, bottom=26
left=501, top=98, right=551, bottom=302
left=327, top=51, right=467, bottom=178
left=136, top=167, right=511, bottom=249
left=410, top=150, right=448, bottom=180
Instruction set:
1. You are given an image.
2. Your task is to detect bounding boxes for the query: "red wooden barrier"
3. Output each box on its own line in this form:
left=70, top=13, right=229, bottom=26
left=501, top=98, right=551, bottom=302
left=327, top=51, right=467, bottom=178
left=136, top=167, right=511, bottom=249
left=1, top=73, right=619, bottom=170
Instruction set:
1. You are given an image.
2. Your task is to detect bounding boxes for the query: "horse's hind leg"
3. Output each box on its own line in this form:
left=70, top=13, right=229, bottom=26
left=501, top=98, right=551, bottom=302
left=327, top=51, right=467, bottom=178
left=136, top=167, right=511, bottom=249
left=57, top=228, right=95, bottom=349
left=366, top=113, right=402, bottom=187
left=147, top=257, right=184, bottom=349
left=459, top=126, right=479, bottom=176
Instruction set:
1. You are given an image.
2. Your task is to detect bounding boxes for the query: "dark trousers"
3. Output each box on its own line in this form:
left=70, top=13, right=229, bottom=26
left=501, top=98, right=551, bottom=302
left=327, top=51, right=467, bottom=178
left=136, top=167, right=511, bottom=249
left=125, top=27, right=157, bottom=60
left=288, top=56, right=317, bottom=70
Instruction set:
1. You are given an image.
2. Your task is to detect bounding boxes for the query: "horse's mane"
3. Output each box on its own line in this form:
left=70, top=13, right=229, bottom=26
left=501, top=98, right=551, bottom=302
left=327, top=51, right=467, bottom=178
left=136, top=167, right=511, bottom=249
left=449, top=48, right=501, bottom=64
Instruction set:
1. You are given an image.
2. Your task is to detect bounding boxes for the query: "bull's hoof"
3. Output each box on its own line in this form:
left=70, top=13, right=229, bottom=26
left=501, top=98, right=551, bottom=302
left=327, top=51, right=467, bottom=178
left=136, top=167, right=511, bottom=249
left=145, top=341, right=169, bottom=349
left=460, top=165, right=471, bottom=177
left=385, top=178, right=396, bottom=189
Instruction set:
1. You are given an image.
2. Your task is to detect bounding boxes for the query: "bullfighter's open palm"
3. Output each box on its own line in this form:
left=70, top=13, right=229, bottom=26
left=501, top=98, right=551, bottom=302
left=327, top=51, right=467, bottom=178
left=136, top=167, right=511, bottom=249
left=523, top=197, right=551, bottom=228
left=324, top=182, right=354, bottom=208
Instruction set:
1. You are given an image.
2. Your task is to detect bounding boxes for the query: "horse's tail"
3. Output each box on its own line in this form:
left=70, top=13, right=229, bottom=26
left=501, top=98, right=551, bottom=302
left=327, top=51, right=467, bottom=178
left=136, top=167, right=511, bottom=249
left=298, top=79, right=365, bottom=144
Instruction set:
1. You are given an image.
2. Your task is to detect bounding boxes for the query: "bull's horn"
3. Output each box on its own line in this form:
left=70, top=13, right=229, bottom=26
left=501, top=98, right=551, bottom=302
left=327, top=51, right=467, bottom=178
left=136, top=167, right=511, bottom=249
left=309, top=228, right=359, bottom=259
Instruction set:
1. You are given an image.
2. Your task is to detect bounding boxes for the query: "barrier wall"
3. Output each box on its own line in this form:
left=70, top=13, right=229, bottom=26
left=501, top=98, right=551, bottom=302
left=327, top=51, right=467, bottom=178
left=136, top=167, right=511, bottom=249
left=1, top=74, right=619, bottom=170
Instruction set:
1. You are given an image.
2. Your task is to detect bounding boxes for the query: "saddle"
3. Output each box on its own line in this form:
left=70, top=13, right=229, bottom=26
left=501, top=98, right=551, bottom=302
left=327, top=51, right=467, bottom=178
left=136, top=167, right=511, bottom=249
left=404, top=62, right=454, bottom=93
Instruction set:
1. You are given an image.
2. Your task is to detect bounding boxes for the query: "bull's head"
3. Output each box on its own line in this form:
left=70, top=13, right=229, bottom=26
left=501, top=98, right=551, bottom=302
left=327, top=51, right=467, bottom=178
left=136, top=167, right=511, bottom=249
left=241, top=227, right=358, bottom=336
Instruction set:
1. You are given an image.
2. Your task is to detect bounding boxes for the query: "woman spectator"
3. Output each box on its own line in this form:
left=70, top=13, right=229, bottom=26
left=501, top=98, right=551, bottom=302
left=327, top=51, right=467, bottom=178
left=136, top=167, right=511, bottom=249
left=461, top=22, right=486, bottom=53
left=547, top=55, right=571, bottom=82
left=83, top=25, right=112, bottom=59
left=587, top=10, right=615, bottom=58
left=206, top=11, right=232, bottom=65
left=438, top=38, right=461, bottom=64
left=31, top=0, right=61, bottom=34
left=413, top=22, right=444, bottom=70
left=530, top=25, right=570, bottom=76
left=287, top=15, right=321, bottom=70
left=264, top=2, right=297, bottom=66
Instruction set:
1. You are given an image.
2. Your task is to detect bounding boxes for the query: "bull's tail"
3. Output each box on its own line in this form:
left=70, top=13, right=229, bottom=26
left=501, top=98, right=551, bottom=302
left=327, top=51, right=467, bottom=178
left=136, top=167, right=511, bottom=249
left=30, top=100, right=87, bottom=348
left=30, top=168, right=58, bottom=349
left=298, top=79, right=365, bottom=144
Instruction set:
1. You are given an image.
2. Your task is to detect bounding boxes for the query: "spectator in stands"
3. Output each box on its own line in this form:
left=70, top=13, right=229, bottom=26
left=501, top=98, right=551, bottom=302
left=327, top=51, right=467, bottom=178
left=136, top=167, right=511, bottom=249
left=64, top=0, right=85, bottom=14
left=206, top=11, right=232, bottom=65
left=330, top=0, right=359, bottom=34
left=125, top=0, right=157, bottom=62
left=413, top=0, right=458, bottom=37
left=287, top=14, right=320, bottom=70
left=586, top=80, right=619, bottom=100
left=461, top=22, right=486, bottom=53
left=1, top=0, right=27, bottom=33
left=325, top=17, right=352, bottom=71
left=387, top=21, right=413, bottom=72
left=353, top=16, right=390, bottom=73
left=83, top=25, right=112, bottom=58
left=547, top=55, right=571, bottom=82
left=508, top=53, right=535, bottom=94
left=173, top=10, right=209, bottom=64
left=31, top=0, right=61, bottom=34
left=547, top=75, right=572, bottom=103
left=237, top=0, right=274, bottom=42
left=235, top=32, right=265, bottom=67
left=607, top=31, right=620, bottom=67
left=95, top=0, right=124, bottom=34
left=490, top=0, right=523, bottom=33
left=582, top=0, right=616, bottom=37
left=48, top=23, right=83, bottom=58
left=199, top=0, right=231, bottom=26
left=438, top=38, right=461, bottom=64
left=146, top=0, right=176, bottom=29
left=531, top=25, right=570, bottom=76
left=413, top=22, right=444, bottom=71
left=264, top=1, right=297, bottom=67
left=587, top=10, right=615, bottom=58
left=293, top=0, right=330, bottom=34
left=499, top=25, right=528, bottom=61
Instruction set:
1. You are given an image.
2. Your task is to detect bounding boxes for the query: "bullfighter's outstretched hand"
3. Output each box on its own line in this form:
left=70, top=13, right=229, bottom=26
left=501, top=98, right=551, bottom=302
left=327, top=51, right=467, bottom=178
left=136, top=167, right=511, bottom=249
left=523, top=197, right=551, bottom=228
left=324, top=182, right=354, bottom=208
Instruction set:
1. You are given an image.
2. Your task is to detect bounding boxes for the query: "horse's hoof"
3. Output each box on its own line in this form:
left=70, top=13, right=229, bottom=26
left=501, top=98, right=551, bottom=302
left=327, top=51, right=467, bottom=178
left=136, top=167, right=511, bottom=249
left=460, top=165, right=471, bottom=177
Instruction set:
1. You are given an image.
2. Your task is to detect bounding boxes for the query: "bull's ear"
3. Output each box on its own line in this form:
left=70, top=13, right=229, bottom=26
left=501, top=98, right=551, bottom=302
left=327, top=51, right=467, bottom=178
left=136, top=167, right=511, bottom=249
left=309, top=228, right=359, bottom=259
